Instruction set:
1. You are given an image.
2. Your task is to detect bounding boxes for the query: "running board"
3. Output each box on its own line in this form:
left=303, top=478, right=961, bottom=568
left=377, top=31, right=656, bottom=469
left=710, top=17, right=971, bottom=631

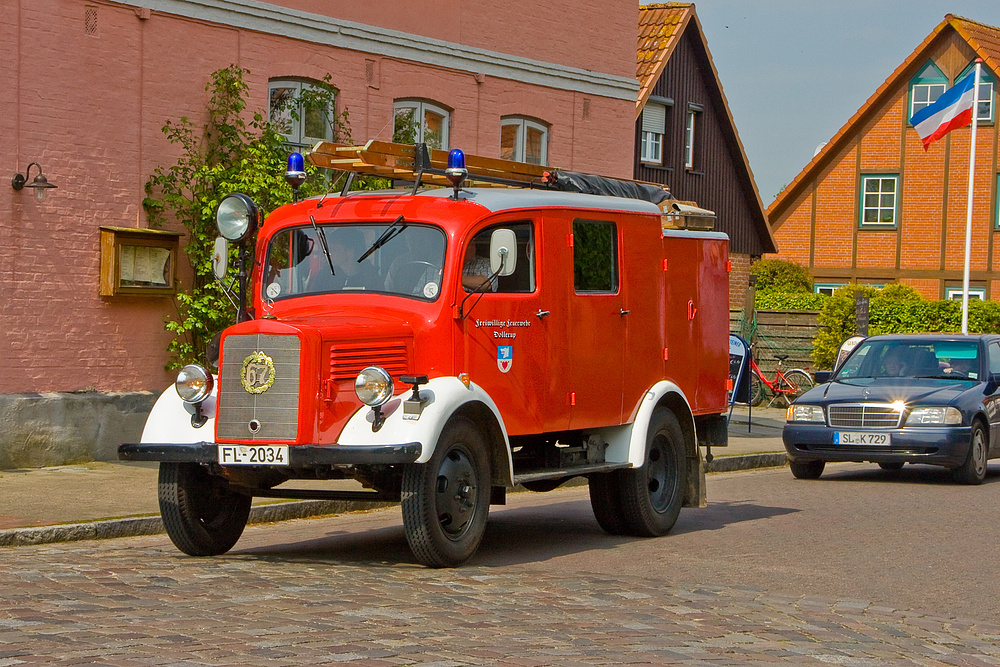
left=514, top=462, right=632, bottom=485
left=246, top=488, right=400, bottom=502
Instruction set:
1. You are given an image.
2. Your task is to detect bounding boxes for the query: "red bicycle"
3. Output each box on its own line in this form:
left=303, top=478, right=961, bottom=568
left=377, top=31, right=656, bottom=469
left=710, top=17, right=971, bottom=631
left=749, top=352, right=814, bottom=407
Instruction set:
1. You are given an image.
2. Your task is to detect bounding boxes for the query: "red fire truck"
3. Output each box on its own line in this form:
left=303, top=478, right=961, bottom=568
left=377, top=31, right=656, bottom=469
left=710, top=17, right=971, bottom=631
left=120, top=141, right=730, bottom=567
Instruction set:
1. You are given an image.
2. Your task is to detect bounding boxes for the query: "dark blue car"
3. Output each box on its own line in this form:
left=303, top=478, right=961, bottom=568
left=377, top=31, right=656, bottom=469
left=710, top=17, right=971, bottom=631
left=783, top=334, right=1000, bottom=484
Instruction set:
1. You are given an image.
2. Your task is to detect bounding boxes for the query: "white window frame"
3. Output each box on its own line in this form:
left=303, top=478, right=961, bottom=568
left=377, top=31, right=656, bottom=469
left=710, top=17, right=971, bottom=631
left=393, top=100, right=450, bottom=150
left=814, top=283, right=844, bottom=297
left=684, top=107, right=700, bottom=170
left=946, top=287, right=985, bottom=301
left=910, top=82, right=947, bottom=118
left=269, top=79, right=335, bottom=148
left=640, top=103, right=666, bottom=164
left=500, top=117, right=549, bottom=165
left=860, top=174, right=899, bottom=227
left=958, top=62, right=995, bottom=123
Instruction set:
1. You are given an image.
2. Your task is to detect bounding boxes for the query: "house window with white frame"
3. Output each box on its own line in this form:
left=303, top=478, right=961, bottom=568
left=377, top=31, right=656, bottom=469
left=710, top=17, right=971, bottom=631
left=860, top=174, right=899, bottom=226
left=684, top=105, right=701, bottom=170
left=814, top=283, right=844, bottom=297
left=909, top=61, right=947, bottom=119
left=500, top=117, right=548, bottom=165
left=640, top=103, right=666, bottom=164
left=958, top=61, right=995, bottom=122
left=393, top=100, right=450, bottom=150
left=269, top=79, right=336, bottom=148
left=945, top=286, right=985, bottom=301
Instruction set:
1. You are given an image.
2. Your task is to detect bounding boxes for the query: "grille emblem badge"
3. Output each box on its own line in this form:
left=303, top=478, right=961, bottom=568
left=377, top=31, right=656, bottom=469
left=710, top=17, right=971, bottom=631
left=241, top=351, right=276, bottom=394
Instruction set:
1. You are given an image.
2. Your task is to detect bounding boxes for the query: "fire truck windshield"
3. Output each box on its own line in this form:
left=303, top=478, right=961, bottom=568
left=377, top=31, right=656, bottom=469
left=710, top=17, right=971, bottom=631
left=262, top=223, right=446, bottom=301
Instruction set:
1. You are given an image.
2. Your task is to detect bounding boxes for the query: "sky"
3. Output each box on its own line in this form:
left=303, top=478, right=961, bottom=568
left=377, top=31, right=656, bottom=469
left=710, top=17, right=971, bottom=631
left=685, top=0, right=998, bottom=206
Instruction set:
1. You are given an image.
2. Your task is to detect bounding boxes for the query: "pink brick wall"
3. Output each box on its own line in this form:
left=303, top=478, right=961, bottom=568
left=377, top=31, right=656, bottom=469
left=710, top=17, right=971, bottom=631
left=1, top=0, right=636, bottom=393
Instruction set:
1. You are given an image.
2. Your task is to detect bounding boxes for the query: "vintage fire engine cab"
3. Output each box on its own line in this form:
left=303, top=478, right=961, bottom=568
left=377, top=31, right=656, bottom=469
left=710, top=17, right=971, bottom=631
left=120, top=141, right=730, bottom=567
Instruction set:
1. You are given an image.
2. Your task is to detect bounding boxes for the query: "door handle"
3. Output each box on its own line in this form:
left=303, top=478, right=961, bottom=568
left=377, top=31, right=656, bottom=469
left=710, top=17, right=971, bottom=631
left=620, top=308, right=630, bottom=316
left=536, top=309, right=550, bottom=318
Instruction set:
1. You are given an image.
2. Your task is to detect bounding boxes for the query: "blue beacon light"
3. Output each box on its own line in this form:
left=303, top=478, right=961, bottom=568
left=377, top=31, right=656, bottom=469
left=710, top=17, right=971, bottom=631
left=445, top=148, right=467, bottom=198
left=285, top=152, right=307, bottom=199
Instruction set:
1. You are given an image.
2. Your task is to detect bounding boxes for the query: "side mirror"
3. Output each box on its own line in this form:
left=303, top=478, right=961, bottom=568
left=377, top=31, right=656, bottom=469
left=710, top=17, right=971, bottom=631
left=489, top=229, right=517, bottom=277
left=813, top=371, right=833, bottom=384
left=211, top=237, right=229, bottom=280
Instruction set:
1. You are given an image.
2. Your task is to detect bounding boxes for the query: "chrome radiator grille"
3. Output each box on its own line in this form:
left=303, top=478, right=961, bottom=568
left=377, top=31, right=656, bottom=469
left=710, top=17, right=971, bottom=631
left=217, top=334, right=301, bottom=441
left=827, top=404, right=902, bottom=429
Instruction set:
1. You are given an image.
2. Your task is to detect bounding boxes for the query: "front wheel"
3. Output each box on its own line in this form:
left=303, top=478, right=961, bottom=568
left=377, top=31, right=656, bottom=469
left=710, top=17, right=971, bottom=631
left=401, top=417, right=491, bottom=567
left=952, top=421, right=987, bottom=485
left=789, top=459, right=825, bottom=479
left=618, top=408, right=686, bottom=537
left=158, top=462, right=252, bottom=556
left=780, top=369, right=814, bottom=403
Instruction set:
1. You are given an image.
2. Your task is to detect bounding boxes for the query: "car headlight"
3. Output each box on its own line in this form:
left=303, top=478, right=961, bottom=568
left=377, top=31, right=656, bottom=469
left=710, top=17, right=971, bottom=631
left=355, top=366, right=394, bottom=407
left=216, top=193, right=261, bottom=242
left=905, top=406, right=962, bottom=426
left=175, top=364, right=214, bottom=404
left=787, top=404, right=825, bottom=423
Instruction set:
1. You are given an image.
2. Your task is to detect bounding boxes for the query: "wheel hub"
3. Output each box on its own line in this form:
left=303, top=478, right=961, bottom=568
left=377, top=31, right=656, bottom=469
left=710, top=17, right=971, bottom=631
left=436, top=449, right=478, bottom=536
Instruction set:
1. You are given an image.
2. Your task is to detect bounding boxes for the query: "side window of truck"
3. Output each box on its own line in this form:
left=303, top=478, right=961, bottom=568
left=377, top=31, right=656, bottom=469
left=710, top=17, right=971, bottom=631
left=465, top=222, right=535, bottom=293
left=573, top=219, right=618, bottom=293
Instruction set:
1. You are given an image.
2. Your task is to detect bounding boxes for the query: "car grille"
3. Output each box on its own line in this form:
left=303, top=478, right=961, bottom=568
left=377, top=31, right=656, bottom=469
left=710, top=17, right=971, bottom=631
left=217, top=334, right=301, bottom=441
left=827, top=404, right=903, bottom=429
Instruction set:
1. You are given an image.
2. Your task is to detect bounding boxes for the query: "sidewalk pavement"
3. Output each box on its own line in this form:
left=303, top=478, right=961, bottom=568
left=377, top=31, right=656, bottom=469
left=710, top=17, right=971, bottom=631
left=0, top=405, right=788, bottom=547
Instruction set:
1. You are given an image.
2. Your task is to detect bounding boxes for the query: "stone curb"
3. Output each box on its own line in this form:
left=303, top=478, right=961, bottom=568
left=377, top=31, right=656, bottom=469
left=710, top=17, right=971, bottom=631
left=0, top=454, right=788, bottom=548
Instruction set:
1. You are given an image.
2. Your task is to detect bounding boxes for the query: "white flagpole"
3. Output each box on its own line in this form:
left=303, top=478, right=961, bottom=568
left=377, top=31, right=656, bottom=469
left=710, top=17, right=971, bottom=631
left=961, top=60, right=982, bottom=334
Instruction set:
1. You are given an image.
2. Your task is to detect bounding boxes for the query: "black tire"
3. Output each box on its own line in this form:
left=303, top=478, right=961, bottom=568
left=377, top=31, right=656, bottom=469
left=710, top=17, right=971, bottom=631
left=952, top=421, right=988, bottom=485
left=781, top=370, right=814, bottom=403
left=618, top=408, right=686, bottom=537
left=401, top=417, right=491, bottom=567
left=878, top=461, right=904, bottom=471
left=749, top=371, right=765, bottom=407
left=158, top=462, right=252, bottom=556
left=588, top=471, right=628, bottom=535
left=789, top=459, right=825, bottom=479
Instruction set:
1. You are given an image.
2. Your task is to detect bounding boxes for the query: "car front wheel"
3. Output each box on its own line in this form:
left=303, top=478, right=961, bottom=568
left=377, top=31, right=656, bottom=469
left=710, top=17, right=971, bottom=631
left=789, top=459, right=825, bottom=479
left=952, top=421, right=987, bottom=485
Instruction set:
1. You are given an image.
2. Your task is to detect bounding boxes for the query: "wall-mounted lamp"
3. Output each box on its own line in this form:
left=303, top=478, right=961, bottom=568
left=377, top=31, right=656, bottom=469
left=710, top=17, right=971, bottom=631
left=12, top=162, right=57, bottom=202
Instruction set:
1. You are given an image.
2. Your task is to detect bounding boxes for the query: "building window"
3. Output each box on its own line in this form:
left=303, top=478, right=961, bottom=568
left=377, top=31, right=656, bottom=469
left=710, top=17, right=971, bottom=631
left=958, top=62, right=995, bottom=122
left=684, top=106, right=701, bottom=170
left=860, top=174, right=899, bottom=226
left=269, top=79, right=336, bottom=148
left=500, top=117, right=548, bottom=165
left=573, top=219, right=618, bottom=293
left=640, top=103, right=667, bottom=163
left=393, top=100, right=449, bottom=150
left=946, top=287, right=985, bottom=301
left=909, top=61, right=947, bottom=120
left=814, top=283, right=844, bottom=297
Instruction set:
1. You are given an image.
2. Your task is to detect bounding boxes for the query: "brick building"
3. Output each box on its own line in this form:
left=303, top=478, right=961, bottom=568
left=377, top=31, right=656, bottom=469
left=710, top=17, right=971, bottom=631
left=768, top=15, right=1000, bottom=301
left=2, top=0, right=639, bottom=396
left=634, top=3, right=775, bottom=308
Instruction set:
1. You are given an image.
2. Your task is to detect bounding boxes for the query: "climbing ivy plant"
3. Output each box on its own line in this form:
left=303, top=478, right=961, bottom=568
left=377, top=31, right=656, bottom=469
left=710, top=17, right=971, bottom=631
left=144, top=65, right=349, bottom=369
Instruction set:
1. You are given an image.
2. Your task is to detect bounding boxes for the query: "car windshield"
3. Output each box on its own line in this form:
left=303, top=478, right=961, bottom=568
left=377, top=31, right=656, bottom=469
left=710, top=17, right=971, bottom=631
left=262, top=223, right=446, bottom=301
left=834, top=339, right=981, bottom=381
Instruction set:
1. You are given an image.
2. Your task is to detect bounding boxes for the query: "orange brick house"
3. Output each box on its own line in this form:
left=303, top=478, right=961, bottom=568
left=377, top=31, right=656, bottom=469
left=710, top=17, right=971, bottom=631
left=635, top=3, right=776, bottom=308
left=768, top=15, right=1000, bottom=301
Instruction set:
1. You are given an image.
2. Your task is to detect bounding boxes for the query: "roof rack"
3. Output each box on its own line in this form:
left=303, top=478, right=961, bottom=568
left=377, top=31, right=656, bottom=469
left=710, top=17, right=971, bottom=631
left=307, top=140, right=672, bottom=205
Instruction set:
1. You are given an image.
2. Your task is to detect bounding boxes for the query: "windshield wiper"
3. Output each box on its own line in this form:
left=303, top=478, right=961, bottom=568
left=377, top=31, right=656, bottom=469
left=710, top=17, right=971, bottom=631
left=310, top=215, right=336, bottom=277
left=358, top=215, right=406, bottom=263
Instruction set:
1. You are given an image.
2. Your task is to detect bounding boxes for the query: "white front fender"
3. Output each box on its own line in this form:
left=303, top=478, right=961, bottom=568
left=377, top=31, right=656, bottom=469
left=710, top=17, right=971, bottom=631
left=140, top=382, right=217, bottom=443
left=337, top=376, right=511, bottom=468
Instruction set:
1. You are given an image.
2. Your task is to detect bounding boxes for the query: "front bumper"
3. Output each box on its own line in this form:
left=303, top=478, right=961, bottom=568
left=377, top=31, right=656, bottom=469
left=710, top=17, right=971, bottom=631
left=118, top=442, right=422, bottom=466
left=783, top=423, right=971, bottom=468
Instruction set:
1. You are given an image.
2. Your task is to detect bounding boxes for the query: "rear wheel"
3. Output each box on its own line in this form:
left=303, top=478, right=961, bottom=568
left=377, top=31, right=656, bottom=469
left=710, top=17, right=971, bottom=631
left=158, top=462, right=252, bottom=556
left=952, top=421, right=987, bottom=485
left=749, top=371, right=765, bottom=406
left=401, top=417, right=491, bottom=567
left=789, top=459, right=825, bottom=479
left=618, top=408, right=686, bottom=537
left=781, top=370, right=814, bottom=403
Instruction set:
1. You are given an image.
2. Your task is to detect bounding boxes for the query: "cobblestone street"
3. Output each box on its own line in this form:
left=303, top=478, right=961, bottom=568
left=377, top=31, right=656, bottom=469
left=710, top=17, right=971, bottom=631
left=4, top=470, right=1000, bottom=666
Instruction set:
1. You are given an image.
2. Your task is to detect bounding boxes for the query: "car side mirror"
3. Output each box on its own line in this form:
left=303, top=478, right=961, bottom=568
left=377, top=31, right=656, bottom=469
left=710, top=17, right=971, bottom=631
left=813, top=371, right=833, bottom=384
left=490, top=229, right=517, bottom=277
left=987, top=373, right=1000, bottom=392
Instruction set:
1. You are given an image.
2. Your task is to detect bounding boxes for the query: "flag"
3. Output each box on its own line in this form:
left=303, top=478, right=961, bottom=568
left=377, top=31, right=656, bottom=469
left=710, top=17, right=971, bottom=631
left=910, top=73, right=977, bottom=149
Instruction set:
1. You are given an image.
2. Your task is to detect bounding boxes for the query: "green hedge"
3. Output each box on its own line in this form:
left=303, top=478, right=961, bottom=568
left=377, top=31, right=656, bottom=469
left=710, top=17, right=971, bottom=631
left=755, top=291, right=827, bottom=310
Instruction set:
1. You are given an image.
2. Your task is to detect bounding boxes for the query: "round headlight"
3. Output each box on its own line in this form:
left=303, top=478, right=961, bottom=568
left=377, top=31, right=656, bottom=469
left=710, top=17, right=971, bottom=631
left=175, top=364, right=214, bottom=404
left=216, top=193, right=260, bottom=243
left=355, top=366, right=394, bottom=407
